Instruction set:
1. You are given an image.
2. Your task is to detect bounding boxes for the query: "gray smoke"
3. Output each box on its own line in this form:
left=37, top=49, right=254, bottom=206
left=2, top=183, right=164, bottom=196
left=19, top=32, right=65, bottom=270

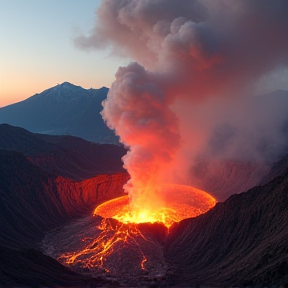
left=76, top=0, right=288, bottom=201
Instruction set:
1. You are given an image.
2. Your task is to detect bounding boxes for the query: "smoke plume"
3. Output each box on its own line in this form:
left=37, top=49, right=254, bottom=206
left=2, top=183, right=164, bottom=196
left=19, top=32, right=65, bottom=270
left=101, top=63, right=180, bottom=210
left=76, top=0, right=288, bottom=202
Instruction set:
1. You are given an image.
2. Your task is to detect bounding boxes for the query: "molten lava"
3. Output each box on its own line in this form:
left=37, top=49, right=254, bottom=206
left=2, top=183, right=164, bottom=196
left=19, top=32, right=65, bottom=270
left=94, top=184, right=216, bottom=227
left=57, top=184, right=216, bottom=279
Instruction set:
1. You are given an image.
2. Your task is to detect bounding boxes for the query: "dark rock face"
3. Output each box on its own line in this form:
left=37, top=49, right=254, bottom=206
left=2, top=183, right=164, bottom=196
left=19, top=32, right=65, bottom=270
left=0, top=124, right=126, bottom=180
left=0, top=82, right=117, bottom=143
left=0, top=124, right=128, bottom=249
left=1, top=124, right=288, bottom=287
left=40, top=167, right=288, bottom=287
left=0, top=126, right=129, bottom=287
left=165, top=171, right=288, bottom=287
left=0, top=150, right=128, bottom=249
left=0, top=247, right=109, bottom=288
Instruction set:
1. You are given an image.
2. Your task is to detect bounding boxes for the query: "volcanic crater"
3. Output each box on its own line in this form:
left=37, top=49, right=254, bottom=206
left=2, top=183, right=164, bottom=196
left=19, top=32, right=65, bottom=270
left=1, top=125, right=288, bottom=287
left=42, top=184, right=216, bottom=284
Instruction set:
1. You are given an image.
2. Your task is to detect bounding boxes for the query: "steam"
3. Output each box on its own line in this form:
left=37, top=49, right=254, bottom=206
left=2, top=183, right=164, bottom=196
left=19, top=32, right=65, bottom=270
left=101, top=63, right=180, bottom=209
left=77, top=0, right=288, bottom=201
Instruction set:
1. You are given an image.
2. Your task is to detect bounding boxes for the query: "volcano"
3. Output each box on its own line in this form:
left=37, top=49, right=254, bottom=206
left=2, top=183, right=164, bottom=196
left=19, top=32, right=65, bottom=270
left=4, top=0, right=288, bottom=285
left=1, top=124, right=288, bottom=287
left=0, top=82, right=118, bottom=143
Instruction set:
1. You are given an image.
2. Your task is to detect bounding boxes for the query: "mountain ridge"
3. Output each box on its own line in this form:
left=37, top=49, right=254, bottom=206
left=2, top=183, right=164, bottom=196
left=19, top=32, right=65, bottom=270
left=0, top=123, right=126, bottom=180
left=25, top=82, right=108, bottom=103
left=0, top=82, right=117, bottom=143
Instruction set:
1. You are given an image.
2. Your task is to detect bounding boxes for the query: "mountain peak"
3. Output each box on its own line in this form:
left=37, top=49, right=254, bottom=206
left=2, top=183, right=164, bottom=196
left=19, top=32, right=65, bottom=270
left=54, top=82, right=79, bottom=91
left=59, top=81, right=75, bottom=87
left=0, top=82, right=118, bottom=143
left=41, top=82, right=87, bottom=100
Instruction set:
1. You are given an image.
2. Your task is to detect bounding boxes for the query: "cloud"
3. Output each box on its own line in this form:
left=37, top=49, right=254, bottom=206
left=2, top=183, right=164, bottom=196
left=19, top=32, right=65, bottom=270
left=80, top=0, right=288, bottom=201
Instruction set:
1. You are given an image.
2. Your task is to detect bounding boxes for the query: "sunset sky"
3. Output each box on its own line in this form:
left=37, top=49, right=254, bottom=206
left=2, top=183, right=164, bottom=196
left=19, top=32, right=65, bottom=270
left=0, top=0, right=128, bottom=107
left=2, top=1, right=288, bottom=108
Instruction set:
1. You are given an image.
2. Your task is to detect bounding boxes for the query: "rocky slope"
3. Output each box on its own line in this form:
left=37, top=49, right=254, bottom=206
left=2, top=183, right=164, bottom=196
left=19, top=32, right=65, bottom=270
left=0, top=126, right=129, bottom=287
left=1, top=124, right=288, bottom=287
left=0, top=151, right=127, bottom=287
left=0, top=124, right=126, bottom=180
left=0, top=150, right=128, bottom=248
left=0, top=247, right=111, bottom=288
left=166, top=169, right=288, bottom=287
left=41, top=163, right=288, bottom=287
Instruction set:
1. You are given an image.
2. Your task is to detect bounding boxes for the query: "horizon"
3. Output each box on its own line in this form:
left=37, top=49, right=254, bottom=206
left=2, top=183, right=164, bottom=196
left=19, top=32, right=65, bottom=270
left=0, top=0, right=128, bottom=107
left=2, top=1, right=288, bottom=108
left=0, top=81, right=110, bottom=108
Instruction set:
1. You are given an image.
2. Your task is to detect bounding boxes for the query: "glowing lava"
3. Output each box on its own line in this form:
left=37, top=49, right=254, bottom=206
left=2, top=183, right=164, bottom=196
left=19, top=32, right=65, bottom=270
left=94, top=184, right=216, bottom=228
left=56, top=184, right=216, bottom=278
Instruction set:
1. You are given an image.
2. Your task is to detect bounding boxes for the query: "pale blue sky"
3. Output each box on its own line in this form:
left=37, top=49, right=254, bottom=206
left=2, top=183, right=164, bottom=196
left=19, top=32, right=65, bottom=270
left=0, top=0, right=128, bottom=107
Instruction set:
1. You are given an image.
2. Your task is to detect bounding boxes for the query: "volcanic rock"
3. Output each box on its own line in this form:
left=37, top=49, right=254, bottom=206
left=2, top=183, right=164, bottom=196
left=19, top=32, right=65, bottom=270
left=165, top=169, right=288, bottom=287
left=0, top=126, right=129, bottom=287
left=0, top=149, right=128, bottom=248
left=0, top=123, right=126, bottom=180
left=1, top=124, right=288, bottom=287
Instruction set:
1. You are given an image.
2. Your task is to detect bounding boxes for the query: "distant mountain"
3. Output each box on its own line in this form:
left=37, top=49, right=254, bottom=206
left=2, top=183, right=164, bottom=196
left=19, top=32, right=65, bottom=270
left=0, top=82, right=118, bottom=143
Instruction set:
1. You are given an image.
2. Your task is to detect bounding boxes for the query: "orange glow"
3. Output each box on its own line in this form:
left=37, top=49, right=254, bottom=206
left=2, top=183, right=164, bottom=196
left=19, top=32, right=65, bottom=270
left=58, top=218, right=151, bottom=274
left=94, top=184, right=216, bottom=228
left=58, top=184, right=216, bottom=276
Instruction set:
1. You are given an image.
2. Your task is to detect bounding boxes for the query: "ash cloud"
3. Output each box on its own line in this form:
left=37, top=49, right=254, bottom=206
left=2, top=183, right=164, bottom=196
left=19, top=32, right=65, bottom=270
left=101, top=63, right=180, bottom=209
left=77, top=0, right=288, bottom=201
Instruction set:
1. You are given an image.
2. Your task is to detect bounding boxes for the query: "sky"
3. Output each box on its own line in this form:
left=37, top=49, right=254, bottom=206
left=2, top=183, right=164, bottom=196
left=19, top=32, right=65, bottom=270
left=1, top=1, right=288, bottom=108
left=0, top=0, right=128, bottom=107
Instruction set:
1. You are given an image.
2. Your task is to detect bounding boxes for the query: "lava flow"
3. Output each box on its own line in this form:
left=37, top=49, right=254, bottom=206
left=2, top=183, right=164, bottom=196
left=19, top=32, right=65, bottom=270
left=58, top=218, right=156, bottom=277
left=94, top=184, right=216, bottom=228
left=57, top=184, right=216, bottom=279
